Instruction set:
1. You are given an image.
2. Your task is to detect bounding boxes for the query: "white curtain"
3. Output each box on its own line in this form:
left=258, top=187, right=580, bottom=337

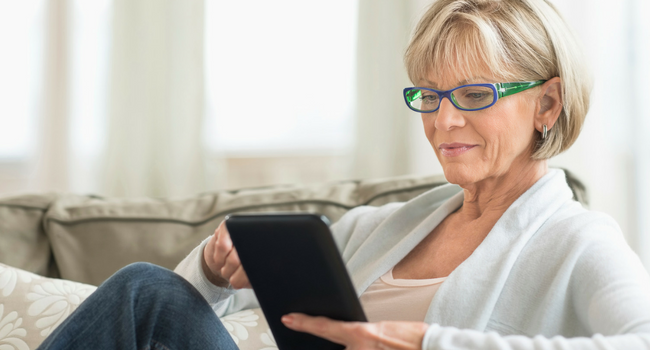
left=3, top=0, right=648, bottom=264
left=631, top=0, right=650, bottom=267
left=0, top=0, right=207, bottom=198
left=103, top=0, right=206, bottom=197
left=352, top=0, right=413, bottom=179
left=32, top=0, right=70, bottom=193
left=352, top=0, right=448, bottom=180
left=544, top=0, right=650, bottom=264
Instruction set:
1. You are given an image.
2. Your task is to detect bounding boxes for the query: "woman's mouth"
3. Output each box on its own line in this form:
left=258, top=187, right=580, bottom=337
left=438, top=143, right=477, bottom=157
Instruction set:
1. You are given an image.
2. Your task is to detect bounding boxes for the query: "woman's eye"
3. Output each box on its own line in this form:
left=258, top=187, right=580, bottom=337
left=465, top=92, right=489, bottom=99
left=421, top=94, right=439, bottom=103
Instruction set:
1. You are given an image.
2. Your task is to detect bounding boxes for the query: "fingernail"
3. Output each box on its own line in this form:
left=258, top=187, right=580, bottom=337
left=281, top=315, right=294, bottom=325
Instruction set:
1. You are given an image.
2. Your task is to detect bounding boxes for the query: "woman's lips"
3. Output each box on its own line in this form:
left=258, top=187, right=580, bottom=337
left=438, top=143, right=477, bottom=157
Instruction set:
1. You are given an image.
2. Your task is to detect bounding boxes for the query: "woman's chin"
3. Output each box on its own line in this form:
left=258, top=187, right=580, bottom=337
left=441, top=164, right=481, bottom=186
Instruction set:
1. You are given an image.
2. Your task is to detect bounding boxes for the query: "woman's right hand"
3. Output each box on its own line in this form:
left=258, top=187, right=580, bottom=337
left=202, top=220, right=252, bottom=289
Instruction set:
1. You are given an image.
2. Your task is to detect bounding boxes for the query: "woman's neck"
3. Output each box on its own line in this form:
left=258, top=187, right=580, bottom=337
left=456, top=160, right=548, bottom=222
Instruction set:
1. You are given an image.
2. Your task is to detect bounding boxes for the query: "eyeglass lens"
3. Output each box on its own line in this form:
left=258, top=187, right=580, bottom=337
left=407, top=85, right=495, bottom=111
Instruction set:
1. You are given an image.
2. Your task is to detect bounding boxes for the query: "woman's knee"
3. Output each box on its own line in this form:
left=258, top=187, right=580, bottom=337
left=102, top=262, right=183, bottom=293
left=109, top=261, right=164, bottom=281
left=119, top=262, right=173, bottom=280
left=99, top=262, right=204, bottom=313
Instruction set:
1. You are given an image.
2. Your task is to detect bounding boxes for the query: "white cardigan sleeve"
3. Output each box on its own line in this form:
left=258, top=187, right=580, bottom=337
left=423, top=325, right=650, bottom=349
left=173, top=236, right=239, bottom=309
left=422, top=226, right=650, bottom=350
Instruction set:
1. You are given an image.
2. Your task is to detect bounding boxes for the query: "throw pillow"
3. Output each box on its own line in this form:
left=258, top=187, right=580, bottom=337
left=0, top=263, right=275, bottom=350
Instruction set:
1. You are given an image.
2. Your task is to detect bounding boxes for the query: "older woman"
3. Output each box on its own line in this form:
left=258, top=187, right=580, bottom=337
left=37, top=0, right=650, bottom=349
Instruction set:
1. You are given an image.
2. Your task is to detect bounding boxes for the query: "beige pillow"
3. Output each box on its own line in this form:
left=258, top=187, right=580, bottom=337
left=0, top=263, right=277, bottom=350
left=0, top=194, right=58, bottom=278
left=44, top=174, right=447, bottom=286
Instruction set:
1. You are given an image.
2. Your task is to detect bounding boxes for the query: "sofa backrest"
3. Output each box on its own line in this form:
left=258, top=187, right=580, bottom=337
left=0, top=194, right=58, bottom=278
left=2, top=173, right=448, bottom=285
left=0, top=169, right=587, bottom=286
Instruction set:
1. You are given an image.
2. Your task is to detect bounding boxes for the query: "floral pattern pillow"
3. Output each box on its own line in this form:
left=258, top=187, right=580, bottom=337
left=0, top=263, right=276, bottom=350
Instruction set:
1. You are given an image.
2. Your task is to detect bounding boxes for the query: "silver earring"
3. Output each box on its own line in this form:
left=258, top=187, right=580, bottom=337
left=542, top=124, right=548, bottom=139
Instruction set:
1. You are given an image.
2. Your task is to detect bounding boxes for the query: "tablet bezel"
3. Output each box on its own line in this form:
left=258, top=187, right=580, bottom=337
left=225, top=213, right=367, bottom=350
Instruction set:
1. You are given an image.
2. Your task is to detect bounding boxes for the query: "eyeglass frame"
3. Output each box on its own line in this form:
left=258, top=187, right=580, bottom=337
left=403, top=80, right=547, bottom=113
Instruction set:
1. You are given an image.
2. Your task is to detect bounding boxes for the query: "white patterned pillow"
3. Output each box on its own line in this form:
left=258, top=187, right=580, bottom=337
left=0, top=263, right=96, bottom=350
left=0, top=263, right=277, bottom=350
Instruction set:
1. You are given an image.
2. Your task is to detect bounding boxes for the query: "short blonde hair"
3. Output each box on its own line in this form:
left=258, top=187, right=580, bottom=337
left=405, top=0, right=592, bottom=159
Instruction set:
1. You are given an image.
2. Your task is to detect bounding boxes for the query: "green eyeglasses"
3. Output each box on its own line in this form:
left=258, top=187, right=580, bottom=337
left=403, top=80, right=547, bottom=113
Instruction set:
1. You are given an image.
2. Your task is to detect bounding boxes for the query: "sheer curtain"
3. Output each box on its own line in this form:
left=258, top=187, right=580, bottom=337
left=630, top=0, right=650, bottom=268
left=352, top=0, right=412, bottom=179
left=33, top=0, right=70, bottom=193
left=545, top=0, right=649, bottom=263
left=0, top=0, right=207, bottom=198
left=103, top=0, right=206, bottom=197
left=1, top=0, right=648, bottom=267
left=0, top=0, right=357, bottom=198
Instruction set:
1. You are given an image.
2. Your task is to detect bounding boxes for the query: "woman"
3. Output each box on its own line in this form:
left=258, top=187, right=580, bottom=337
left=38, top=0, right=650, bottom=349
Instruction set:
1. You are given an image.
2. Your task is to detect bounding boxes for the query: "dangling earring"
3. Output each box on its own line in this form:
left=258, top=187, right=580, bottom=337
left=542, top=124, right=548, bottom=139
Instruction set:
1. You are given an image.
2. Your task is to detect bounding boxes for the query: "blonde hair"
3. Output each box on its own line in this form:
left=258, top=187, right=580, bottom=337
left=405, top=0, right=592, bottom=159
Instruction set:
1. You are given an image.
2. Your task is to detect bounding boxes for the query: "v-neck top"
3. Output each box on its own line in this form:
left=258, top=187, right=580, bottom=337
left=359, top=268, right=446, bottom=322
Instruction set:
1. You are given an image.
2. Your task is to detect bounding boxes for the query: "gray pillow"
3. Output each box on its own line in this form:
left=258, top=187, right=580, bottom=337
left=44, top=174, right=448, bottom=285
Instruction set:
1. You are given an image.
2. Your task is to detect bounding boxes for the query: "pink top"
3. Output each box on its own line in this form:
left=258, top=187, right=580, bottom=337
left=359, top=268, right=446, bottom=323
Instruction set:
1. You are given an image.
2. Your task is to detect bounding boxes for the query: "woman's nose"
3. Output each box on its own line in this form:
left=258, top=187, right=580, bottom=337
left=434, top=97, right=466, bottom=131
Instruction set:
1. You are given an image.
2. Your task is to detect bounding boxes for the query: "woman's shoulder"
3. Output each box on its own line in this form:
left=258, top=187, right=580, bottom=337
left=331, top=202, right=404, bottom=239
left=544, top=202, right=650, bottom=315
left=336, top=183, right=461, bottom=226
left=543, top=200, right=625, bottom=245
left=538, top=200, right=644, bottom=281
left=331, top=183, right=462, bottom=248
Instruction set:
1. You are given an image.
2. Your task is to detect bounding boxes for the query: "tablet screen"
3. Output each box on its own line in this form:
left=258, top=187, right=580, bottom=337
left=226, top=213, right=367, bottom=350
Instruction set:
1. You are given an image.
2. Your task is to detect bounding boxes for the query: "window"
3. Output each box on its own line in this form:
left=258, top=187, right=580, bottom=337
left=204, top=0, right=358, bottom=156
left=0, top=1, right=44, bottom=161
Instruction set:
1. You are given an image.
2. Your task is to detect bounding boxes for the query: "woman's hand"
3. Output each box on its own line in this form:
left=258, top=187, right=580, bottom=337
left=281, top=313, right=428, bottom=350
left=202, top=220, right=252, bottom=289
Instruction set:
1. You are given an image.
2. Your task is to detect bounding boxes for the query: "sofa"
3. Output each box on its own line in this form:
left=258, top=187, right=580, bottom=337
left=0, top=170, right=587, bottom=349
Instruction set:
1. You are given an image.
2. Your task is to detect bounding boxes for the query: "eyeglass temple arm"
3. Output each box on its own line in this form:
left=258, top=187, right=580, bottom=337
left=495, top=80, right=547, bottom=99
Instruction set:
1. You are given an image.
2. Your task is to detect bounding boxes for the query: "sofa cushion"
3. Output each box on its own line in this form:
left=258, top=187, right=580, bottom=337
left=0, top=262, right=276, bottom=350
left=0, top=194, right=58, bottom=278
left=44, top=174, right=448, bottom=286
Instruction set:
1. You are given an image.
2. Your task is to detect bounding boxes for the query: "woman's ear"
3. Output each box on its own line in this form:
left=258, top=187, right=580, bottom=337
left=535, top=77, right=563, bottom=133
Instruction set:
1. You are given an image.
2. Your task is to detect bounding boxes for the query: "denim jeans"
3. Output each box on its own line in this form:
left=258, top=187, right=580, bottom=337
left=37, top=262, right=239, bottom=350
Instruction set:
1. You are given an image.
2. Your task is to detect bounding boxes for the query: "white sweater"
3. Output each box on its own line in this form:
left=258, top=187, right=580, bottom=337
left=175, top=169, right=650, bottom=349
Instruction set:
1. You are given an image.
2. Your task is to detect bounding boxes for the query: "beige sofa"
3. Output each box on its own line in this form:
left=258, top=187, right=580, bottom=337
left=0, top=170, right=587, bottom=349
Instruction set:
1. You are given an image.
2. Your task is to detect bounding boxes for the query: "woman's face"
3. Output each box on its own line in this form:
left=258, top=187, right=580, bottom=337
left=420, top=70, right=540, bottom=187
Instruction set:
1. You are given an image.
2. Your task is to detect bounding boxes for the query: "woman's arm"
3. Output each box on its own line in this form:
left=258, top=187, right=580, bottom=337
left=282, top=313, right=650, bottom=350
left=173, top=222, right=260, bottom=315
left=173, top=234, right=239, bottom=308
left=421, top=325, right=650, bottom=350
left=285, top=228, right=650, bottom=350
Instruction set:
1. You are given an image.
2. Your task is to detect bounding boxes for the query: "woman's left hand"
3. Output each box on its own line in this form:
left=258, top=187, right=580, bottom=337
left=281, top=313, right=428, bottom=350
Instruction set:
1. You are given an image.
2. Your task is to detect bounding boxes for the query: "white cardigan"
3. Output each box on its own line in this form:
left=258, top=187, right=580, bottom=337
left=175, top=169, right=650, bottom=349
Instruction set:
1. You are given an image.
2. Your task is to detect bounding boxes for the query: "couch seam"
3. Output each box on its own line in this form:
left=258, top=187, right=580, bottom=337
left=0, top=204, right=49, bottom=211
left=44, top=183, right=447, bottom=227
left=362, top=183, right=446, bottom=205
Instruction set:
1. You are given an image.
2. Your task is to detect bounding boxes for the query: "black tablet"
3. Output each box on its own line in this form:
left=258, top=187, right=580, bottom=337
left=225, top=213, right=367, bottom=350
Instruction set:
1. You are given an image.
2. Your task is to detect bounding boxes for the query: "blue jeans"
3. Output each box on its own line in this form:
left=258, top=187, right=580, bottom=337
left=37, top=262, right=239, bottom=350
